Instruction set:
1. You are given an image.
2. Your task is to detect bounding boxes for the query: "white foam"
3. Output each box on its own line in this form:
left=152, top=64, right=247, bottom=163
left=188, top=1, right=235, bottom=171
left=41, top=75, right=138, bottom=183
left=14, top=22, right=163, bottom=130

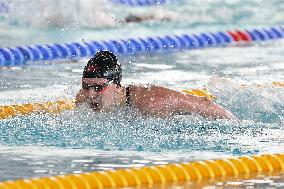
left=0, top=84, right=78, bottom=105
left=3, top=0, right=117, bottom=28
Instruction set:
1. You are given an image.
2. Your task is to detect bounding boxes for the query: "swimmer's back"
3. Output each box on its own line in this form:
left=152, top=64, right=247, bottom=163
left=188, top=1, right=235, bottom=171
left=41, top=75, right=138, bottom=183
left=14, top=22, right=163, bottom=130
left=129, top=85, right=237, bottom=119
left=129, top=85, right=186, bottom=117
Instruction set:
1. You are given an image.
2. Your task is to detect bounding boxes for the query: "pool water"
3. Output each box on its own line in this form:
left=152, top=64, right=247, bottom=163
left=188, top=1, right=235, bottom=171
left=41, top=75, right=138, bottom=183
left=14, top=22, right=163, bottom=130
left=0, top=0, right=284, bottom=187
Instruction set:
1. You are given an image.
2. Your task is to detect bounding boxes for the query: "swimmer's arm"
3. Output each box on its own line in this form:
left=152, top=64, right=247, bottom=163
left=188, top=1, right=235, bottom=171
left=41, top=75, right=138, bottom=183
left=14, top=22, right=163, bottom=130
left=194, top=97, right=237, bottom=120
left=75, top=89, right=87, bottom=105
left=172, top=93, right=237, bottom=120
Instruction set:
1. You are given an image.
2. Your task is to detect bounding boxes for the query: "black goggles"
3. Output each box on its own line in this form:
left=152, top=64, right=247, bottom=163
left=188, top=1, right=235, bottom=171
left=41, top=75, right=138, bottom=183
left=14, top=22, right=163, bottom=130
left=82, top=81, right=110, bottom=92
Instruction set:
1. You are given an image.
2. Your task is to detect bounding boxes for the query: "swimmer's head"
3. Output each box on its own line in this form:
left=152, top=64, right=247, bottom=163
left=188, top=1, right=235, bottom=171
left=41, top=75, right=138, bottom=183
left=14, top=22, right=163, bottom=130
left=82, top=51, right=122, bottom=85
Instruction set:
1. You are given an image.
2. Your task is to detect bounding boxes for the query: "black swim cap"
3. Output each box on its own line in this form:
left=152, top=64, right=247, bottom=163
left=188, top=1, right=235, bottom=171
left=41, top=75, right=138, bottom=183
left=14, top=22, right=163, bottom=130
left=82, top=51, right=122, bottom=85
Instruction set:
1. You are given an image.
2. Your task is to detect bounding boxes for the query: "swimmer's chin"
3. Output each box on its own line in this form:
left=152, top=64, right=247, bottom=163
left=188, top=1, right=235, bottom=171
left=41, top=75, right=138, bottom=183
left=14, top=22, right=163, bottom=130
left=89, top=103, right=112, bottom=112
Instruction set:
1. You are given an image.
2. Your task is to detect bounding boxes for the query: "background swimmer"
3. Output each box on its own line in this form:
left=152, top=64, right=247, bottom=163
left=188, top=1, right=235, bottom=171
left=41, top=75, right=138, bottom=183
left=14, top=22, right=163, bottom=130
left=76, top=51, right=237, bottom=120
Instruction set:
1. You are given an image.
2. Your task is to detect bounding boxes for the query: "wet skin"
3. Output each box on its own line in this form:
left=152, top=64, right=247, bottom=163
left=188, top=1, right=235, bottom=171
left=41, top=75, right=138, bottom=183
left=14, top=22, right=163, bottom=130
left=76, top=79, right=237, bottom=120
left=77, top=78, right=122, bottom=112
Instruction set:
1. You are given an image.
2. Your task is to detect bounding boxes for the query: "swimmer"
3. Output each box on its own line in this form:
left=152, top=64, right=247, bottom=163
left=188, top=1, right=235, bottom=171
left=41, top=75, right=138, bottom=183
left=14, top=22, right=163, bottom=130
left=124, top=14, right=170, bottom=23
left=122, top=9, right=178, bottom=23
left=76, top=51, right=237, bottom=119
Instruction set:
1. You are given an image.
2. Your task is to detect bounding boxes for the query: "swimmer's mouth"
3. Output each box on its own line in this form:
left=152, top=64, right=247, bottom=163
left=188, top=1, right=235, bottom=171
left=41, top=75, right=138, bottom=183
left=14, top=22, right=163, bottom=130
left=90, top=102, right=100, bottom=111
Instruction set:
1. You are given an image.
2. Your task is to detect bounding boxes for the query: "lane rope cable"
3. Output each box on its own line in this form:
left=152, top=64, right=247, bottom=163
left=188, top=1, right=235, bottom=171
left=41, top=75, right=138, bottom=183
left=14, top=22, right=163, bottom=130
left=0, top=81, right=283, bottom=120
left=111, top=0, right=171, bottom=6
left=0, top=153, right=283, bottom=188
left=1, top=26, right=284, bottom=66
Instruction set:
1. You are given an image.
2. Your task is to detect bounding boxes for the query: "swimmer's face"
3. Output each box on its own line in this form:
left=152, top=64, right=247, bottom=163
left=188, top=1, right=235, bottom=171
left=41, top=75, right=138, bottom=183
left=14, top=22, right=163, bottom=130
left=82, top=78, right=118, bottom=111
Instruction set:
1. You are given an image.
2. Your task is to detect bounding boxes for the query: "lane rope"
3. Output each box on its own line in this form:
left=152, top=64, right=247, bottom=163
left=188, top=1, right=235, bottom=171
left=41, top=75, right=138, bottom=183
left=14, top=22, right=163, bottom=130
left=0, top=99, right=75, bottom=120
left=0, top=88, right=211, bottom=120
left=1, top=26, right=284, bottom=66
left=0, top=1, right=9, bottom=13
left=0, top=81, right=283, bottom=120
left=0, top=153, right=283, bottom=188
left=111, top=0, right=170, bottom=6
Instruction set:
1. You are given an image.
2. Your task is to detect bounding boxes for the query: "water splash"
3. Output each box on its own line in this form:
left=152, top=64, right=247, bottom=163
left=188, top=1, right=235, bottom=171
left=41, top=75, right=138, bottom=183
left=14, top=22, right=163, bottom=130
left=1, top=104, right=283, bottom=156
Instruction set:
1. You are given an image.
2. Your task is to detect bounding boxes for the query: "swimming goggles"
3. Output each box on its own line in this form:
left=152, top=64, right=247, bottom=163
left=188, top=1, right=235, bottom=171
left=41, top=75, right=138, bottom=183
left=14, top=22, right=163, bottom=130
left=82, top=80, right=110, bottom=92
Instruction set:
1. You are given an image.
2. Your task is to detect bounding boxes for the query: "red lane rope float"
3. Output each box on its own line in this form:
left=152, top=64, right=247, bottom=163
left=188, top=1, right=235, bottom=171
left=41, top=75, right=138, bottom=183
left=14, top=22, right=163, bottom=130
left=1, top=26, right=284, bottom=66
left=228, top=30, right=251, bottom=42
left=0, top=153, right=284, bottom=189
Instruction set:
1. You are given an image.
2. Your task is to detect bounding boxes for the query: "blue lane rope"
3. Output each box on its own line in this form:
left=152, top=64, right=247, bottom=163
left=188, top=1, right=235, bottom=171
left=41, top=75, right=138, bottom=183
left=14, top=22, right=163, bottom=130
left=1, top=26, right=284, bottom=66
left=0, top=1, right=9, bottom=13
left=111, top=0, right=169, bottom=6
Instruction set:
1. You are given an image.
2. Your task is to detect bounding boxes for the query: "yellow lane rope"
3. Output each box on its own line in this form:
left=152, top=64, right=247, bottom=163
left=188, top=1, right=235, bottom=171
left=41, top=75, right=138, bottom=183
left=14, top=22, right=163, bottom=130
left=0, top=153, right=283, bottom=189
left=1, top=81, right=283, bottom=120
left=0, top=89, right=213, bottom=120
left=239, top=81, right=284, bottom=88
left=0, top=99, right=76, bottom=119
left=183, top=81, right=284, bottom=99
left=182, top=88, right=216, bottom=100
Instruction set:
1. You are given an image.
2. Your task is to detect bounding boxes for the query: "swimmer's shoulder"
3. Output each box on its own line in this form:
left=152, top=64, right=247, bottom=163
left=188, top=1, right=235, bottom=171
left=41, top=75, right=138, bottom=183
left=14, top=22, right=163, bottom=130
left=129, top=84, right=178, bottom=97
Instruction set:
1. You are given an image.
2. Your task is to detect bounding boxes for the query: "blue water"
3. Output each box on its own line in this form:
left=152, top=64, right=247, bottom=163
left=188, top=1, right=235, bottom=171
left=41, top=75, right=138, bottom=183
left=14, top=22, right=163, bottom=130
left=0, top=0, right=284, bottom=187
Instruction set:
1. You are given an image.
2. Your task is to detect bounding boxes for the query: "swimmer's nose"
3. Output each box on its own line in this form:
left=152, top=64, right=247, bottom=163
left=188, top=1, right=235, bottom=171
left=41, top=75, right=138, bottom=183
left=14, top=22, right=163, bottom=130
left=87, top=93, right=101, bottom=110
left=87, top=89, right=100, bottom=98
